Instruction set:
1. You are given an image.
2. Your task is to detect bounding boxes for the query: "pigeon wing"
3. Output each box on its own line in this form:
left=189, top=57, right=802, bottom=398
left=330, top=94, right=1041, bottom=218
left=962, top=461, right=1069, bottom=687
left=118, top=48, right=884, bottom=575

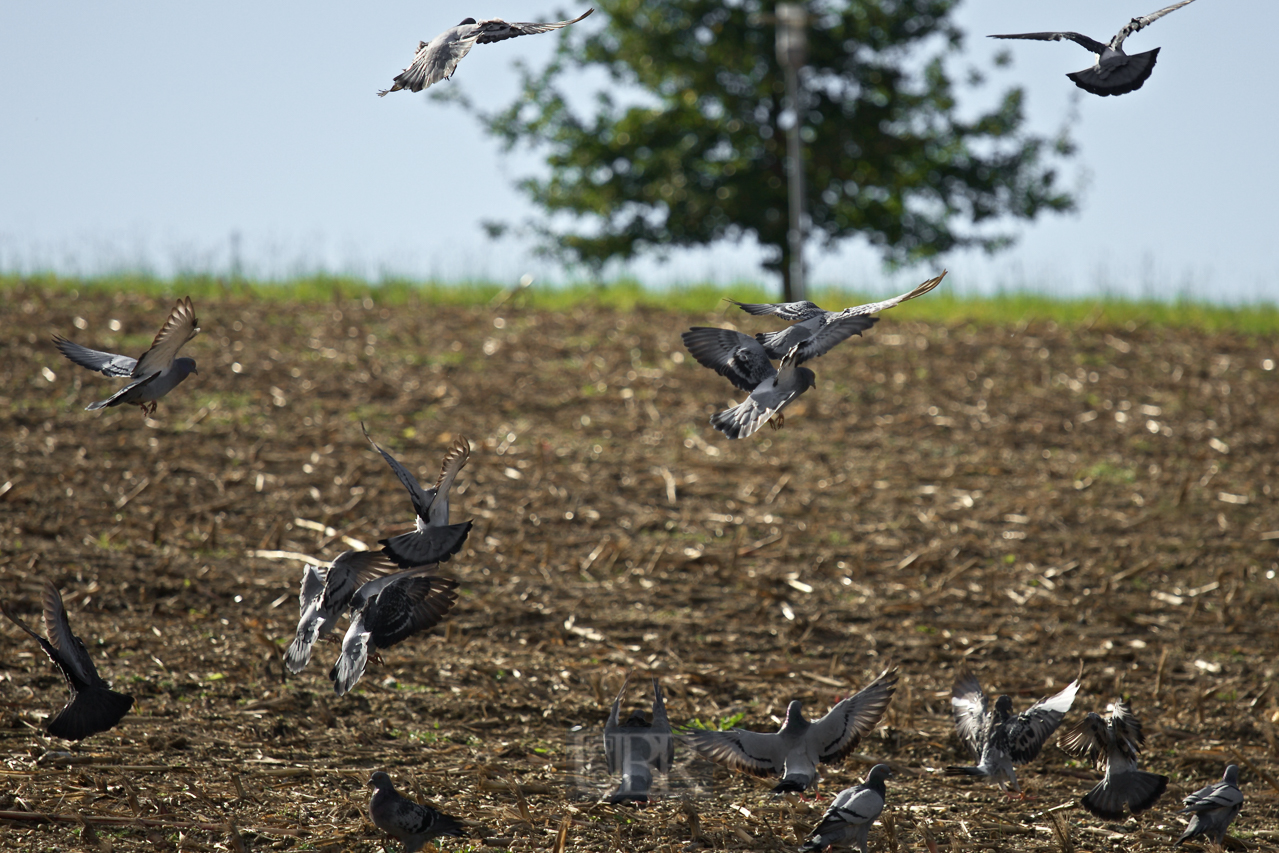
left=603, top=671, right=632, bottom=775
left=133, top=297, right=199, bottom=377
left=363, top=423, right=435, bottom=519
left=792, top=315, right=878, bottom=363
left=284, top=564, right=328, bottom=674
left=1005, top=680, right=1079, bottom=763
left=40, top=580, right=105, bottom=691
left=1058, top=711, right=1109, bottom=770
left=472, top=8, right=594, bottom=44
left=51, top=337, right=137, bottom=377
left=1113, top=0, right=1197, bottom=48
left=1109, top=699, right=1146, bottom=757
left=679, top=726, right=785, bottom=777
left=1067, top=48, right=1160, bottom=96
left=365, top=575, right=460, bottom=649
left=988, top=31, right=1110, bottom=54
left=39, top=581, right=132, bottom=739
left=813, top=668, right=899, bottom=764
left=330, top=613, right=372, bottom=696
left=951, top=669, right=989, bottom=759
left=726, top=298, right=827, bottom=322
left=681, top=327, right=775, bottom=392
left=379, top=29, right=480, bottom=96
left=834, top=271, right=947, bottom=318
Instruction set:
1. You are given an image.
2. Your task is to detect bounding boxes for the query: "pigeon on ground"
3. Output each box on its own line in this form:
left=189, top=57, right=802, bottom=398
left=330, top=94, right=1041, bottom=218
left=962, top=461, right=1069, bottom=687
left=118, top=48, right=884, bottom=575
left=1058, top=699, right=1167, bottom=819
left=378, top=8, right=594, bottom=96
left=604, top=672, right=675, bottom=804
left=798, top=764, right=892, bottom=853
left=989, top=0, right=1197, bottom=97
left=368, top=771, right=465, bottom=852
left=945, top=668, right=1078, bottom=794
left=1, top=580, right=134, bottom=740
left=284, top=550, right=400, bottom=674
left=329, top=570, right=459, bottom=696
left=681, top=668, right=898, bottom=794
left=1176, top=764, right=1243, bottom=846
left=363, top=424, right=473, bottom=568
left=681, top=328, right=815, bottom=439
left=726, top=272, right=946, bottom=363
left=53, top=296, right=200, bottom=415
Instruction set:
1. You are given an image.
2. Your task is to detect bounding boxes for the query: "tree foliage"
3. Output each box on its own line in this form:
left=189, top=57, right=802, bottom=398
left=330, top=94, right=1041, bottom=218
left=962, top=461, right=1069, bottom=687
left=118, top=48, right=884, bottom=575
left=455, top=0, right=1076, bottom=288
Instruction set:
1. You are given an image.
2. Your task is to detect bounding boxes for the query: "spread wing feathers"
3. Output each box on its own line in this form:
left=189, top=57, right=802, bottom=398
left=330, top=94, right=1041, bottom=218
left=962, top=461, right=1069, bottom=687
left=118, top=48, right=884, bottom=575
left=812, top=668, right=899, bottom=763
left=434, top=437, right=471, bottom=494
left=1004, top=680, right=1079, bottom=763
left=1067, top=49, right=1159, bottom=96
left=51, top=337, right=137, bottom=377
left=1058, top=712, right=1109, bottom=769
left=710, top=349, right=812, bottom=439
left=391, top=36, right=478, bottom=94
left=134, top=296, right=199, bottom=377
left=790, top=315, right=878, bottom=362
left=989, top=31, right=1110, bottom=54
left=604, top=671, right=633, bottom=774
left=833, top=271, right=948, bottom=319
left=1114, top=0, right=1197, bottom=48
left=950, top=669, right=989, bottom=759
left=284, top=564, right=328, bottom=673
left=40, top=580, right=104, bottom=691
left=364, top=576, right=460, bottom=649
left=45, top=686, right=135, bottom=742
left=727, top=298, right=827, bottom=322
left=681, top=327, right=775, bottom=392
left=1081, top=770, right=1168, bottom=821
left=363, top=423, right=435, bottom=519
left=83, top=372, right=163, bottom=410
left=679, top=726, right=785, bottom=777
left=651, top=678, right=675, bottom=770
left=380, top=521, right=473, bottom=568
left=473, top=8, right=594, bottom=44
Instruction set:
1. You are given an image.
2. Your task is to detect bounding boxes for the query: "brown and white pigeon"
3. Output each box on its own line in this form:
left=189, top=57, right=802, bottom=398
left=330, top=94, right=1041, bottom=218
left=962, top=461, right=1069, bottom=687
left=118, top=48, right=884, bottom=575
left=681, top=668, right=898, bottom=794
left=1, top=580, right=134, bottom=740
left=53, top=296, right=200, bottom=415
left=799, top=764, right=892, bottom=853
left=1058, top=699, right=1168, bottom=819
left=368, top=771, right=464, bottom=852
left=284, top=550, right=399, bottom=674
left=1177, top=764, right=1243, bottom=846
left=603, top=673, right=675, bottom=804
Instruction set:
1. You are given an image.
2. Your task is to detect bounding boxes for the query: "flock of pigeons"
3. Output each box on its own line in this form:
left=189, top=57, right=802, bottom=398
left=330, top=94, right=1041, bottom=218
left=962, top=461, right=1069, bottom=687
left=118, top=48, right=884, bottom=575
left=5, top=1, right=1243, bottom=850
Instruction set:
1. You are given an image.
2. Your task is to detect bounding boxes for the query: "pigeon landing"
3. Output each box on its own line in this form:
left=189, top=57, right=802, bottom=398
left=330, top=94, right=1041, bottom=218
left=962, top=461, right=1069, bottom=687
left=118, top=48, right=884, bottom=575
left=989, top=0, right=1197, bottom=97
left=798, top=764, right=892, bottom=853
left=727, top=271, right=946, bottom=363
left=284, top=550, right=398, bottom=674
left=1176, top=764, right=1243, bottom=846
left=681, top=328, right=815, bottom=439
left=368, top=772, right=465, bottom=852
left=603, top=673, right=675, bottom=804
left=378, top=8, right=594, bottom=96
left=1, top=580, right=134, bottom=740
left=363, top=424, right=473, bottom=567
left=1058, top=699, right=1167, bottom=820
left=53, top=296, right=200, bottom=415
left=681, top=668, right=897, bottom=794
left=945, top=668, right=1078, bottom=793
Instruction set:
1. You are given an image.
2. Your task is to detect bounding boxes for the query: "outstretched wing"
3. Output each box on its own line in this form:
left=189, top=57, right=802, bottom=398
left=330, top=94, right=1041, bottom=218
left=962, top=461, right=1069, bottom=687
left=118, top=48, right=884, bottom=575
left=681, top=327, right=775, bottom=392
left=650, top=677, right=675, bottom=771
left=988, top=31, right=1110, bottom=55
left=679, top=726, right=786, bottom=777
left=790, top=315, right=878, bottom=363
left=1005, top=679, right=1079, bottom=763
left=365, top=575, right=460, bottom=649
left=379, top=30, right=479, bottom=96
left=951, top=669, right=989, bottom=759
left=363, top=423, right=434, bottom=519
left=812, top=668, right=899, bottom=764
left=832, top=271, right=947, bottom=319
left=40, top=580, right=104, bottom=691
left=473, top=8, right=594, bottom=44
left=51, top=337, right=137, bottom=377
left=1058, top=711, right=1109, bottom=770
left=134, top=296, right=199, bottom=377
left=1113, top=0, right=1197, bottom=48
left=726, top=298, right=827, bottom=323
left=603, top=671, right=631, bottom=774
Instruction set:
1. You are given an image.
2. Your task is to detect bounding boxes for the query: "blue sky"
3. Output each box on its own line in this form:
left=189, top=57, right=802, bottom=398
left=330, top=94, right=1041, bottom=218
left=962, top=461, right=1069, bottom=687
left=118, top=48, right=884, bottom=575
left=2, top=1, right=1275, bottom=302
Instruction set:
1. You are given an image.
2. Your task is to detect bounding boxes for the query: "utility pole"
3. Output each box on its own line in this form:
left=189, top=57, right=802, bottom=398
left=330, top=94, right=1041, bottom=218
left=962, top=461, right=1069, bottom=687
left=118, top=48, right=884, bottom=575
left=775, top=2, right=808, bottom=302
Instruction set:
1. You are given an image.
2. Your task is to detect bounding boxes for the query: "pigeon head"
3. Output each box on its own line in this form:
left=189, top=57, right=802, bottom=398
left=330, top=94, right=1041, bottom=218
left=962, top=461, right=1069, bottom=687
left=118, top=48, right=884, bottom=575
left=176, top=357, right=198, bottom=376
left=458, top=17, right=477, bottom=25
left=369, top=771, right=395, bottom=791
left=796, top=366, right=817, bottom=392
left=781, top=700, right=807, bottom=732
left=994, top=694, right=1014, bottom=719
left=866, top=764, right=894, bottom=783
left=1222, top=764, right=1240, bottom=785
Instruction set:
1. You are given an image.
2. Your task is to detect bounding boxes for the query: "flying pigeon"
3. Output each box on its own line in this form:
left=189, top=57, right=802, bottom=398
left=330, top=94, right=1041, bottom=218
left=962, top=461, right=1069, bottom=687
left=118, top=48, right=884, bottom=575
left=53, top=296, right=200, bottom=415
left=1176, top=764, right=1243, bottom=846
left=603, top=672, right=675, bottom=804
left=725, top=272, right=946, bottom=363
left=368, top=771, right=465, bottom=852
left=944, top=668, right=1078, bottom=794
left=363, top=424, right=473, bottom=568
left=1058, top=699, right=1168, bottom=820
left=329, top=570, right=459, bottom=696
left=989, top=0, right=1197, bottom=97
left=284, top=550, right=400, bottom=674
left=1, top=580, right=134, bottom=740
left=378, top=8, right=595, bottom=96
left=798, top=764, right=892, bottom=853
left=680, top=668, right=898, bottom=794
left=681, top=329, right=815, bottom=439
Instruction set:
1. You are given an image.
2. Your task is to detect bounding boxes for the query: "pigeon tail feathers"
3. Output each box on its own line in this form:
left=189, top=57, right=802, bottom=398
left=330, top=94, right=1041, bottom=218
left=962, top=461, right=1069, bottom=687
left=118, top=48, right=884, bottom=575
left=47, top=687, right=134, bottom=741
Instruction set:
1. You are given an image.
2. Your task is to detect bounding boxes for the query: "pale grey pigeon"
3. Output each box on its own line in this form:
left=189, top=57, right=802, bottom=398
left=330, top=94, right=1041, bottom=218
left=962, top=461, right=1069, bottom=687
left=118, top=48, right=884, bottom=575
left=681, top=327, right=815, bottom=439
left=53, top=296, right=200, bottom=415
left=363, top=424, right=473, bottom=568
left=283, top=550, right=399, bottom=674
left=1177, top=764, right=1243, bottom=846
left=329, top=570, right=459, bottom=696
left=368, top=771, right=464, bottom=852
left=603, top=672, right=675, bottom=804
left=726, top=272, right=946, bottom=363
left=378, top=8, right=594, bottom=96
left=945, top=668, right=1078, bottom=793
left=681, top=668, right=898, bottom=794
left=990, top=0, right=1197, bottom=97
left=1058, top=699, right=1167, bottom=819
left=798, top=764, right=892, bottom=853
left=1, top=580, right=134, bottom=741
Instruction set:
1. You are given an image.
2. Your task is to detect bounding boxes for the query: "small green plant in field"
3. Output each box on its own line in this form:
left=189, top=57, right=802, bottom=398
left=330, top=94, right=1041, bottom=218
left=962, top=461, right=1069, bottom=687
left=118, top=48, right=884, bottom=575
left=1081, top=461, right=1137, bottom=483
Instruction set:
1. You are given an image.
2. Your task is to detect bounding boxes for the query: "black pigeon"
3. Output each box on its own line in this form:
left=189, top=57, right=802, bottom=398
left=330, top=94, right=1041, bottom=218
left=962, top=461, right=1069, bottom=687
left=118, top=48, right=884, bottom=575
left=368, top=771, right=464, bottom=852
left=603, top=672, right=675, bottom=804
left=1059, top=699, right=1167, bottom=819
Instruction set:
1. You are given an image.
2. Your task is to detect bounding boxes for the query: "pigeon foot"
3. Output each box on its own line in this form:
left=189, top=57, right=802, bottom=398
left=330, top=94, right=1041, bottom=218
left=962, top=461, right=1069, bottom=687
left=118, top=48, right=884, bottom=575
left=769, top=414, right=785, bottom=430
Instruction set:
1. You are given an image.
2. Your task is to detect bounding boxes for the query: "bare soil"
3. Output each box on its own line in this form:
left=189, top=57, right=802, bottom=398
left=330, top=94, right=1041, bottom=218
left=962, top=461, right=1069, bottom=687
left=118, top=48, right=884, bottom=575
left=1, top=286, right=1277, bottom=852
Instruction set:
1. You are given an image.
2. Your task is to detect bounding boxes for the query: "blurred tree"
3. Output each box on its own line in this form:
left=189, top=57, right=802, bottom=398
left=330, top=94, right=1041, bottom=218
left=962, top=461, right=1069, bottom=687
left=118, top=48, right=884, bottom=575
left=448, top=0, right=1076, bottom=294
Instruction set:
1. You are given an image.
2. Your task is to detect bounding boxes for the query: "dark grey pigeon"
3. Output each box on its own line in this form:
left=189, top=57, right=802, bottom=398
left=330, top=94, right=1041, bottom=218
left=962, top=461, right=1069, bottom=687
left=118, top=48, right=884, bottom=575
left=1177, top=764, right=1243, bottom=846
left=989, top=0, right=1197, bottom=97
left=379, top=8, right=594, bottom=96
left=363, top=424, right=473, bottom=568
left=726, top=272, right=946, bottom=363
left=603, top=672, right=675, bottom=804
left=329, top=570, right=459, bottom=696
left=681, top=327, right=815, bottom=439
left=284, top=550, right=398, bottom=674
left=368, top=771, right=464, bottom=852
left=798, top=764, right=892, bottom=853
left=945, top=668, right=1078, bottom=794
left=681, top=668, right=897, bottom=794
left=1, top=580, right=134, bottom=740
left=1059, top=699, right=1167, bottom=819
left=53, top=296, right=200, bottom=415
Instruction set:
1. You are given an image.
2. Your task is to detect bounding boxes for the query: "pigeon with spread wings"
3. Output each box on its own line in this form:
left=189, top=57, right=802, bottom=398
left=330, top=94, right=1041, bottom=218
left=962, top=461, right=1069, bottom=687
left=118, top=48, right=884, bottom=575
left=53, top=296, right=200, bottom=415
left=799, top=764, right=892, bottom=853
left=1177, top=764, right=1243, bottom=846
left=989, top=0, right=1197, bottom=97
left=945, top=668, right=1078, bottom=794
left=604, top=673, right=675, bottom=804
left=379, top=8, right=594, bottom=96
left=368, top=772, right=465, bottom=852
left=1058, top=699, right=1167, bottom=819
left=2, top=580, right=134, bottom=740
left=681, top=668, right=897, bottom=794
left=681, top=328, right=815, bottom=439
left=284, top=550, right=399, bottom=674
